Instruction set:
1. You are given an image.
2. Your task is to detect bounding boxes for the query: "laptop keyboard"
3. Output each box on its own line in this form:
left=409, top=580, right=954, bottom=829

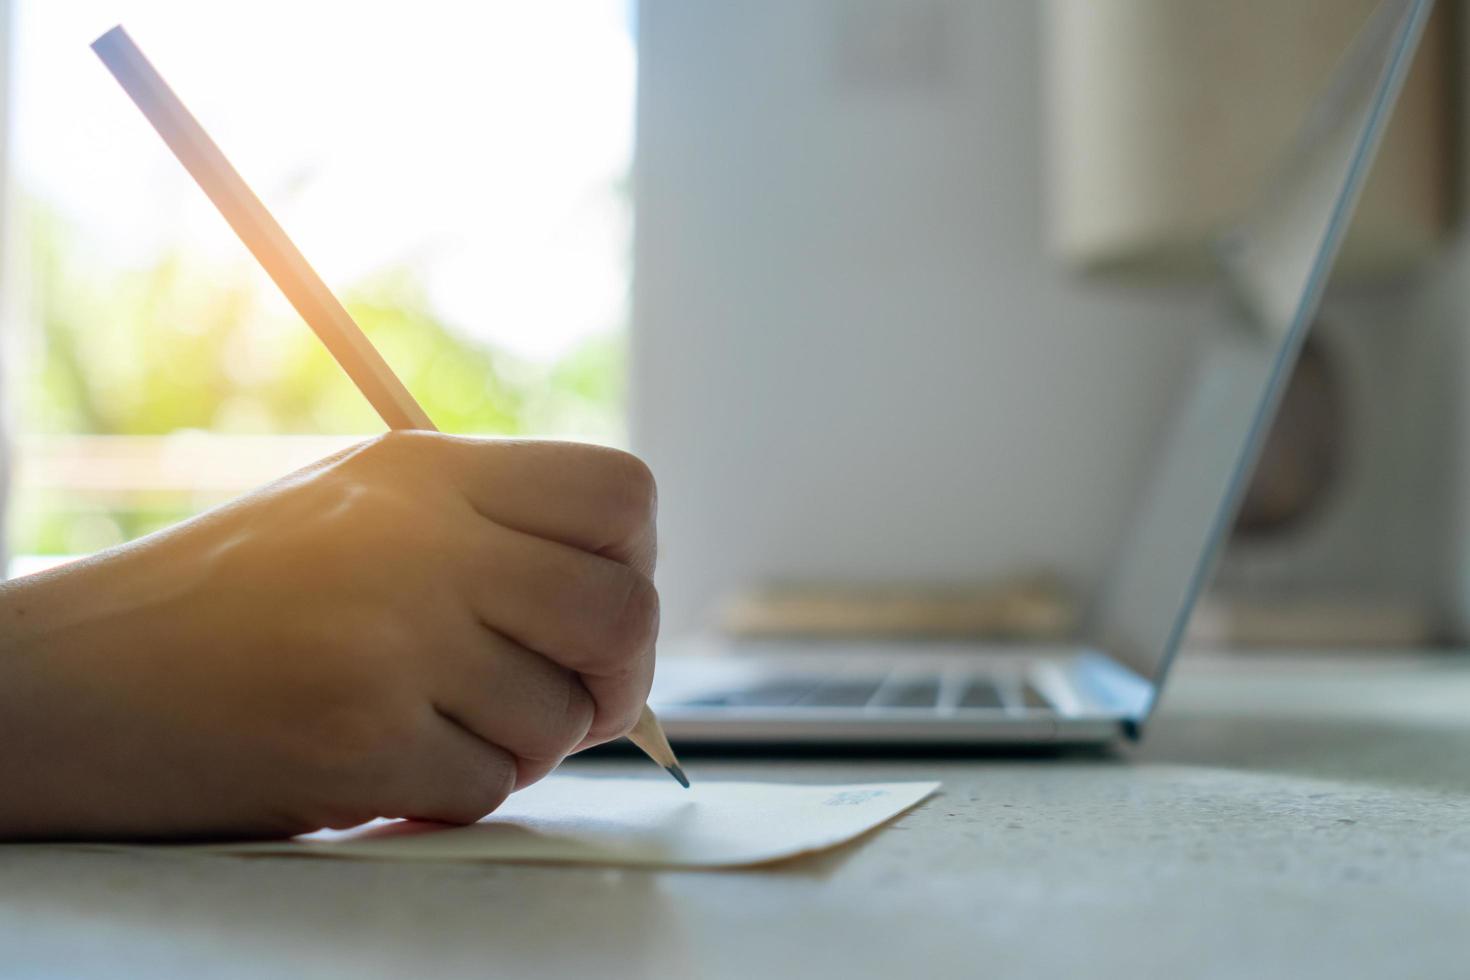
left=801, top=679, right=885, bottom=707
left=957, top=679, right=1004, bottom=709
left=671, top=671, right=1048, bottom=713
left=878, top=678, right=942, bottom=708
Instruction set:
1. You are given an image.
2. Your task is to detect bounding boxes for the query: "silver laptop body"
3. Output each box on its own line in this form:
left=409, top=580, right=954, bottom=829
left=648, top=0, right=1434, bottom=746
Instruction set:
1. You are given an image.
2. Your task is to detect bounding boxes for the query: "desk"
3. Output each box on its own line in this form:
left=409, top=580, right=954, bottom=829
left=3, top=654, right=1467, bottom=979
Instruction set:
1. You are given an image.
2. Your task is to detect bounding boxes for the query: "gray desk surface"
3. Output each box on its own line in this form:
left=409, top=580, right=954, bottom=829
left=3, top=653, right=1467, bottom=980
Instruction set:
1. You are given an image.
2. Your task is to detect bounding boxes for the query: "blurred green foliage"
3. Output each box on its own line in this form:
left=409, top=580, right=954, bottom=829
left=12, top=200, right=626, bottom=555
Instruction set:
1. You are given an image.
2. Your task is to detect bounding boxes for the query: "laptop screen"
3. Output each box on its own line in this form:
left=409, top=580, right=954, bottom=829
left=1087, top=0, right=1434, bottom=706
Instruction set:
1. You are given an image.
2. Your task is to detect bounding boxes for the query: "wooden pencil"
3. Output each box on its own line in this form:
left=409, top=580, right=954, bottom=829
left=91, top=24, right=687, bottom=788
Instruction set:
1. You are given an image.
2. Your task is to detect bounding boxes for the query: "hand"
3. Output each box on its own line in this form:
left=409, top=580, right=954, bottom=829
left=0, top=432, right=659, bottom=840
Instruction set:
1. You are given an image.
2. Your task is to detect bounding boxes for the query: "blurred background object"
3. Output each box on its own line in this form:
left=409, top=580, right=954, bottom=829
left=2, top=1, right=1467, bottom=653
left=1046, top=0, right=1450, bottom=276
left=1045, top=0, right=1455, bottom=649
left=719, top=575, right=1076, bottom=641
left=631, top=0, right=1465, bottom=649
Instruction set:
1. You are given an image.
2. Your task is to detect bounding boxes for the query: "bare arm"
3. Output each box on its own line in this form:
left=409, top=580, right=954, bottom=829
left=0, top=432, right=659, bottom=840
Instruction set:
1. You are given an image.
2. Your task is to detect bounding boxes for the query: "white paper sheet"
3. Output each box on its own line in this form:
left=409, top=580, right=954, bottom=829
left=197, top=777, right=940, bottom=868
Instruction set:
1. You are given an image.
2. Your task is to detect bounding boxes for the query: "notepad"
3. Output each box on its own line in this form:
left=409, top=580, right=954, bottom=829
left=196, top=777, right=940, bottom=868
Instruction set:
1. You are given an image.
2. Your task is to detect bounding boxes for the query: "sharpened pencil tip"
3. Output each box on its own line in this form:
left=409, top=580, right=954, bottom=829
left=666, top=764, right=691, bottom=789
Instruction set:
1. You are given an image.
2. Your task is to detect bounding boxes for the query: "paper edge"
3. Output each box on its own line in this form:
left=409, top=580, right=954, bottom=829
left=17, top=780, right=942, bottom=870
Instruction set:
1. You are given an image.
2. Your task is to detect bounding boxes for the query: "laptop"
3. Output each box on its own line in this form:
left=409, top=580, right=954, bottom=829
left=646, top=0, right=1435, bottom=746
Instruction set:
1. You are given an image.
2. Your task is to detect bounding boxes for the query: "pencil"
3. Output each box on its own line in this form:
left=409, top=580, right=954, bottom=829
left=91, top=24, right=688, bottom=790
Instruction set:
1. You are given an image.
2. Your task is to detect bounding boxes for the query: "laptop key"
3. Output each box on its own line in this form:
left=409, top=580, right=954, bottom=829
left=799, top=679, right=884, bottom=708
left=881, top=678, right=941, bottom=708
left=675, top=677, right=827, bottom=709
left=958, top=678, right=1004, bottom=709
left=731, top=679, right=821, bottom=707
left=677, top=694, right=735, bottom=707
left=1021, top=682, right=1051, bottom=710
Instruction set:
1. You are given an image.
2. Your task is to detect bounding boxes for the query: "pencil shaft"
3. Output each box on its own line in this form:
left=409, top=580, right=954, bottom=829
left=91, top=26, right=434, bottom=432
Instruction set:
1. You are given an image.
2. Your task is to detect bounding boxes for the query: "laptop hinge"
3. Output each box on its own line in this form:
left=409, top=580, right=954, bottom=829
left=1066, top=652, right=1155, bottom=738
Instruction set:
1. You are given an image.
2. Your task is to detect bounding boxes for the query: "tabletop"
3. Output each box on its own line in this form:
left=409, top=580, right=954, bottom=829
left=3, top=652, right=1467, bottom=980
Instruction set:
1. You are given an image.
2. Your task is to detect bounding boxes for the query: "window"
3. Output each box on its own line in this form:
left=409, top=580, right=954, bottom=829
left=5, top=0, right=635, bottom=567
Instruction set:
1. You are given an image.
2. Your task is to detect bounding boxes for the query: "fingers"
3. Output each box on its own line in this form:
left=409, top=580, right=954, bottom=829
left=431, top=630, right=596, bottom=789
left=345, top=431, right=661, bottom=751
left=460, top=522, right=658, bottom=742
left=382, top=710, right=520, bottom=825
left=359, top=431, right=658, bottom=575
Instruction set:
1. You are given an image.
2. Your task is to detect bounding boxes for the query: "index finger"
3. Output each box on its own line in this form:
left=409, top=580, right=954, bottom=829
left=372, top=432, right=658, bottom=575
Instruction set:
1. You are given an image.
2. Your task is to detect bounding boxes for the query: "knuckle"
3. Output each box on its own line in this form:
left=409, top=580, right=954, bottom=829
left=517, top=675, right=594, bottom=766
left=363, top=428, right=437, bottom=462
left=608, top=570, right=660, bottom=662
left=589, top=694, right=644, bottom=743
left=610, top=702, right=644, bottom=739
left=461, top=752, right=518, bottom=822
left=582, top=666, right=653, bottom=744
left=339, top=432, right=448, bottom=496
left=512, top=758, right=559, bottom=791
left=601, top=449, right=658, bottom=528
left=560, top=678, right=597, bottom=747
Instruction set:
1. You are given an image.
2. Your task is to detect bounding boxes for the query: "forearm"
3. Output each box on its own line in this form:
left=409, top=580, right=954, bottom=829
left=0, top=553, right=224, bottom=839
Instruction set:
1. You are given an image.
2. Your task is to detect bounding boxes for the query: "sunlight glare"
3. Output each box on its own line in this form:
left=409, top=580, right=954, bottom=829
left=12, top=0, right=635, bottom=362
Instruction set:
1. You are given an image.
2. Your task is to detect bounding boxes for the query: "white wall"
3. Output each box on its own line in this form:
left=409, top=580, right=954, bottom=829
left=632, top=0, right=1208, bottom=638
left=629, top=0, right=1459, bottom=640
